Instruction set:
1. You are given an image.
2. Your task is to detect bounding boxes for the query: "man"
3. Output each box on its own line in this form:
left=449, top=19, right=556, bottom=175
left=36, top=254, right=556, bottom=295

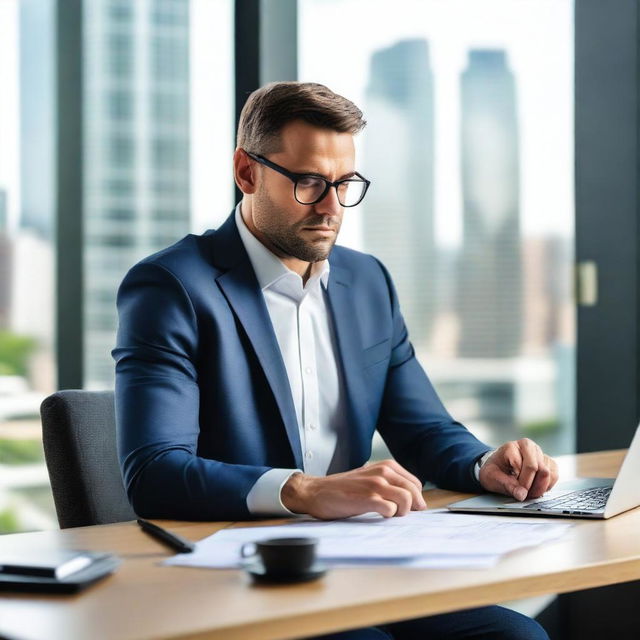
left=114, top=81, right=555, bottom=639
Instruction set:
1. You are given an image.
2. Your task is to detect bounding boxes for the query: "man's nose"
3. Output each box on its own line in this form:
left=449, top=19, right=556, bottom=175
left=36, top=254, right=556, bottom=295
left=313, top=185, right=342, bottom=217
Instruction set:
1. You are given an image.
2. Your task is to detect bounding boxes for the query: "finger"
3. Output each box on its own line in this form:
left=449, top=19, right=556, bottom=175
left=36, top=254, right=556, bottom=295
left=484, top=464, right=529, bottom=501
left=546, top=456, right=560, bottom=490
left=366, top=495, right=400, bottom=518
left=526, top=451, right=558, bottom=498
left=377, top=467, right=426, bottom=509
left=527, top=461, right=551, bottom=498
left=377, top=459, right=424, bottom=492
left=389, top=472, right=427, bottom=510
left=375, top=480, right=415, bottom=516
left=499, top=441, right=524, bottom=476
left=515, top=440, right=542, bottom=493
left=364, top=461, right=426, bottom=509
left=480, top=460, right=527, bottom=501
left=364, top=477, right=413, bottom=516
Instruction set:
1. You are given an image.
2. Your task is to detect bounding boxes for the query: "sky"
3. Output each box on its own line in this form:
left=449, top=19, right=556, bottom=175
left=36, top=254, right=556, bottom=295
left=190, top=0, right=235, bottom=232
left=299, top=0, right=574, bottom=249
left=0, top=0, right=19, bottom=231
left=0, top=0, right=573, bottom=245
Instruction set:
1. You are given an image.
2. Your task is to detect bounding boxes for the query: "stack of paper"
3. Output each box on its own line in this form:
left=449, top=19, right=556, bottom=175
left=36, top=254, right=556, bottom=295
left=164, top=510, right=571, bottom=570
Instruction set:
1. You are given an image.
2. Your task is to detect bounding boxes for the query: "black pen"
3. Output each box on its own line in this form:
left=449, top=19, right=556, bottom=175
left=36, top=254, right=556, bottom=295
left=137, top=518, right=195, bottom=553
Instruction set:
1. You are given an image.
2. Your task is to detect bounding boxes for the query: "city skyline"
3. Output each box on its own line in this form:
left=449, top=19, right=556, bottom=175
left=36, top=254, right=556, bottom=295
left=363, top=38, right=437, bottom=347
left=1, top=1, right=575, bottom=398
left=299, top=0, right=574, bottom=249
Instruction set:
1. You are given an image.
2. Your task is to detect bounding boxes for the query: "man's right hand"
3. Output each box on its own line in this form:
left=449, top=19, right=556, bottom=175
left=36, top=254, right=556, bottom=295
left=280, top=459, right=427, bottom=519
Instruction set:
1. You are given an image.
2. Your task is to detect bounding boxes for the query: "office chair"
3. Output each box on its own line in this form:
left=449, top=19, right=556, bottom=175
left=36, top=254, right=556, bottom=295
left=40, top=389, right=136, bottom=528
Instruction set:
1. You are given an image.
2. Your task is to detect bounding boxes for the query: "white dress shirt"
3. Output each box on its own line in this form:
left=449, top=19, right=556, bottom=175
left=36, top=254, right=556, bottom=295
left=234, top=204, right=484, bottom=514
left=234, top=204, right=349, bottom=515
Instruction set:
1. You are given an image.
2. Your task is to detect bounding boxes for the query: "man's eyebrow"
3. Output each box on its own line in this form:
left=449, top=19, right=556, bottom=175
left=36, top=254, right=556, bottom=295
left=301, top=170, right=357, bottom=180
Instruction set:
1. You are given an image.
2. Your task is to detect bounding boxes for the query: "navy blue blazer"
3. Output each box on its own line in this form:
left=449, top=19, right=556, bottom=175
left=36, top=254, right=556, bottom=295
left=113, top=211, right=490, bottom=520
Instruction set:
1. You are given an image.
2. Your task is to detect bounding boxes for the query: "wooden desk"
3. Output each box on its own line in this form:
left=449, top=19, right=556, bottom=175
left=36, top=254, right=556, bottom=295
left=1, top=450, right=638, bottom=640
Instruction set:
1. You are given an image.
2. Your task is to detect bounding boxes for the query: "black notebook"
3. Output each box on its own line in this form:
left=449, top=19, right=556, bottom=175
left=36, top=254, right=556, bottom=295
left=0, top=550, right=120, bottom=593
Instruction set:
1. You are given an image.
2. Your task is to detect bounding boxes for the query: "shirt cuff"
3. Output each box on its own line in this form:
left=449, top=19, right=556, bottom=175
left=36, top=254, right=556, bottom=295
left=246, top=468, right=303, bottom=516
left=473, top=449, right=495, bottom=482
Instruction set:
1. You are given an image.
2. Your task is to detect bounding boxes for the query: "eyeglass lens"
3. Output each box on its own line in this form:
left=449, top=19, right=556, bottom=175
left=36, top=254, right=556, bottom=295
left=295, top=176, right=366, bottom=207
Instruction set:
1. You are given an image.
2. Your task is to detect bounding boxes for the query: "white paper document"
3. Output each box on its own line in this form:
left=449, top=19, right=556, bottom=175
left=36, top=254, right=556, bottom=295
left=164, top=510, right=570, bottom=570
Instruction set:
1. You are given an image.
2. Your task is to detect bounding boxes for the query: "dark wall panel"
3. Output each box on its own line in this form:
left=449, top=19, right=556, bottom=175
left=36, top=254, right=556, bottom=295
left=576, top=0, right=640, bottom=451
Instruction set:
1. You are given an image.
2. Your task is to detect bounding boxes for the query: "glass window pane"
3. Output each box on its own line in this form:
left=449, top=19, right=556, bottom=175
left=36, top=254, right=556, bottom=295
left=0, top=0, right=57, bottom=533
left=299, top=0, right=575, bottom=456
left=83, top=0, right=234, bottom=389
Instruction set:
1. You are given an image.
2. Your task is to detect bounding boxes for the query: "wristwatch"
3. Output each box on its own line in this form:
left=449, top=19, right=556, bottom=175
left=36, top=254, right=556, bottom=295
left=474, top=449, right=495, bottom=481
left=478, top=449, right=494, bottom=469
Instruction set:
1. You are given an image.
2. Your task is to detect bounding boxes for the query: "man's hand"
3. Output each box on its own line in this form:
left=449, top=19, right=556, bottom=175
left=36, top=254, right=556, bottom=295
left=281, top=459, right=427, bottom=519
left=479, top=438, right=559, bottom=501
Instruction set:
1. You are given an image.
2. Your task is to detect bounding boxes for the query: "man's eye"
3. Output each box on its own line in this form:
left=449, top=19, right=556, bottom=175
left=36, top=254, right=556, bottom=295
left=298, top=176, right=323, bottom=188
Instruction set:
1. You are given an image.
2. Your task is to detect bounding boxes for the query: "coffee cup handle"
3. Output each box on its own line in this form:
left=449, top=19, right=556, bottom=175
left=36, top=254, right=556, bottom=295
left=240, top=542, right=257, bottom=558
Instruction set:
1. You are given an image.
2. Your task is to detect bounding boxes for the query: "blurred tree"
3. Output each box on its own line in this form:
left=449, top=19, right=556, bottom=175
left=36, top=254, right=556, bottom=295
left=0, top=331, right=37, bottom=376
left=0, top=439, right=44, bottom=465
left=0, top=507, right=20, bottom=533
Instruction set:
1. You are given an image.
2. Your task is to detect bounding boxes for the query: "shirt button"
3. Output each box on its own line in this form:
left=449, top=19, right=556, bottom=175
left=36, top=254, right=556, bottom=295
left=305, top=450, right=314, bottom=460
left=308, top=424, right=317, bottom=431
left=305, top=367, right=312, bottom=375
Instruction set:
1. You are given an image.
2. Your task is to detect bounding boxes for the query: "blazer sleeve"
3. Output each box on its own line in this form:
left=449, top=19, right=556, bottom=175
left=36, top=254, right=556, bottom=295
left=113, top=261, right=271, bottom=520
left=373, top=260, right=491, bottom=492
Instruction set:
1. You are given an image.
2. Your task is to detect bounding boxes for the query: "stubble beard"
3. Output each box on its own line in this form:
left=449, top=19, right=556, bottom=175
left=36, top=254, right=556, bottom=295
left=254, top=188, right=341, bottom=263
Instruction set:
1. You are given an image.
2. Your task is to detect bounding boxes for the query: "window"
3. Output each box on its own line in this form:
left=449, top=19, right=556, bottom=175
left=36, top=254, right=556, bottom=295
left=152, top=37, right=189, bottom=81
left=299, top=0, right=575, bottom=456
left=152, top=138, right=189, bottom=170
left=83, top=0, right=234, bottom=390
left=108, top=89, right=132, bottom=120
left=152, top=92, right=188, bottom=122
left=107, top=33, right=132, bottom=76
left=108, top=136, right=134, bottom=167
left=0, top=0, right=57, bottom=533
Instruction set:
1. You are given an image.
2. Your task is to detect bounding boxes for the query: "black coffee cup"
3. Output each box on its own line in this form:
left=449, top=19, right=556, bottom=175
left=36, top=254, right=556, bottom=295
left=240, top=537, right=318, bottom=576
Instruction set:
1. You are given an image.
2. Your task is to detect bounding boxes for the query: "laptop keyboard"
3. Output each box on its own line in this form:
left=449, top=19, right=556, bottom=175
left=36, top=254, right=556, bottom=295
left=523, top=486, right=612, bottom=511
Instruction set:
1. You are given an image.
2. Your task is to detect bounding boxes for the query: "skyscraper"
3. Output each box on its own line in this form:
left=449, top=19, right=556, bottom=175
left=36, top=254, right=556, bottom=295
left=83, top=0, right=191, bottom=386
left=456, top=50, right=522, bottom=358
left=362, top=39, right=436, bottom=347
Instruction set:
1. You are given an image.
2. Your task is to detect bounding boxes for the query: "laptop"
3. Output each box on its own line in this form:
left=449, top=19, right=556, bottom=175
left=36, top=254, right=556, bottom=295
left=448, top=423, right=640, bottom=519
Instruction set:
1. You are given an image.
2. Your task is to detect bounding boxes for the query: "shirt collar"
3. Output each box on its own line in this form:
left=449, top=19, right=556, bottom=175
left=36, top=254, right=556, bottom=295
left=234, top=203, right=330, bottom=293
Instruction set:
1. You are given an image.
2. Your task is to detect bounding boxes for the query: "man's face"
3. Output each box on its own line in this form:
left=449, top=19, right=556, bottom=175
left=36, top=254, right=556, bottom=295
left=250, top=120, right=356, bottom=265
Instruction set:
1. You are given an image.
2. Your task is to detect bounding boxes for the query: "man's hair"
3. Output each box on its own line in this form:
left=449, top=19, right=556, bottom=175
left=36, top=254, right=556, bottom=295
left=236, top=81, right=366, bottom=155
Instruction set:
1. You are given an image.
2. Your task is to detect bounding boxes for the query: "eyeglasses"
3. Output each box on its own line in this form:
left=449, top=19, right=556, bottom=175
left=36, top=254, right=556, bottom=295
left=246, top=151, right=371, bottom=207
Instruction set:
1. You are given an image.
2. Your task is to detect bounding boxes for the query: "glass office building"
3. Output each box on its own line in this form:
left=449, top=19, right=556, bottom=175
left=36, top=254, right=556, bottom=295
left=83, top=0, right=192, bottom=387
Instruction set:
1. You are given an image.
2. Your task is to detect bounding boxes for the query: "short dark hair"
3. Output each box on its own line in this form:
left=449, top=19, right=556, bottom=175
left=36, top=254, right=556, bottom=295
left=236, top=81, right=366, bottom=155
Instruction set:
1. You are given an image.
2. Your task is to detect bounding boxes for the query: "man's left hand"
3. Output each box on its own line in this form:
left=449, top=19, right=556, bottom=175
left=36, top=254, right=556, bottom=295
left=478, top=438, right=559, bottom=502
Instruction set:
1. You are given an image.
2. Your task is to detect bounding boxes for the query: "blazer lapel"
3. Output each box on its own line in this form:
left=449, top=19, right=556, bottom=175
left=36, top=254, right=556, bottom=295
left=326, top=263, right=374, bottom=468
left=211, top=214, right=303, bottom=469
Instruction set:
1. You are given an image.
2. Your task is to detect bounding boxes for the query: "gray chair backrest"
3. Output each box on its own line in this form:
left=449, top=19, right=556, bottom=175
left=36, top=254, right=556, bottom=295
left=41, top=390, right=136, bottom=528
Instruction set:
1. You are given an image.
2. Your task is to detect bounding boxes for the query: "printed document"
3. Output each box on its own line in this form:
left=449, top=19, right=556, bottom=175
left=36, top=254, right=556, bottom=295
left=164, top=510, right=570, bottom=570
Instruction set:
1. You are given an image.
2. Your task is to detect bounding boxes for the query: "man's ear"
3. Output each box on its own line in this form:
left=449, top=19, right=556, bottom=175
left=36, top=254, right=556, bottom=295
left=233, top=148, right=258, bottom=194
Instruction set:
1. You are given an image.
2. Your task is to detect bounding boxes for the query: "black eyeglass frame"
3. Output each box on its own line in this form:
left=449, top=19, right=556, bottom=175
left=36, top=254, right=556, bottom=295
left=245, top=151, right=371, bottom=207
